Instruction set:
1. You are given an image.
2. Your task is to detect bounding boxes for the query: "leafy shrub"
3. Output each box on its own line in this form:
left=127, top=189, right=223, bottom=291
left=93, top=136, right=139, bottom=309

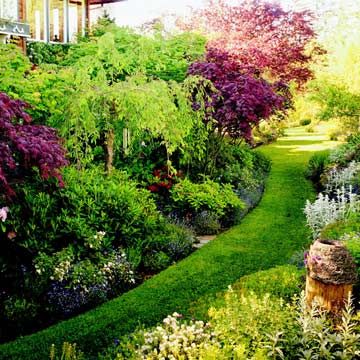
left=233, top=265, right=305, bottom=301
left=345, top=235, right=360, bottom=300
left=193, top=211, right=221, bottom=235
left=305, top=150, right=331, bottom=187
left=215, top=144, right=271, bottom=192
left=169, top=178, right=244, bottom=230
left=5, top=167, right=161, bottom=254
left=320, top=216, right=360, bottom=241
left=0, top=45, right=32, bottom=100
left=160, top=223, right=195, bottom=261
left=138, top=222, right=195, bottom=264
left=329, top=134, right=360, bottom=166
left=0, top=167, right=194, bottom=338
left=142, top=251, right=171, bottom=273
left=3, top=296, right=39, bottom=327
left=27, top=42, right=72, bottom=65
left=300, top=118, right=312, bottom=126
left=253, top=116, right=287, bottom=145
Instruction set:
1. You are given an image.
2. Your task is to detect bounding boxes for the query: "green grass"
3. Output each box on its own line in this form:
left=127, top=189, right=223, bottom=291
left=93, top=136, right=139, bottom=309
left=0, top=128, right=337, bottom=360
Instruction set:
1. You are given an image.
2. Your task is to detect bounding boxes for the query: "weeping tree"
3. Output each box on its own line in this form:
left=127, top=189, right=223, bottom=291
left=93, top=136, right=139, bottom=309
left=55, top=33, right=206, bottom=173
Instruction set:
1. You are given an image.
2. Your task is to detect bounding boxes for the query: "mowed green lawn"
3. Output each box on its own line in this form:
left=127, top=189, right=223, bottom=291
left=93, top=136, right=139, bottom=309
left=0, top=127, right=337, bottom=360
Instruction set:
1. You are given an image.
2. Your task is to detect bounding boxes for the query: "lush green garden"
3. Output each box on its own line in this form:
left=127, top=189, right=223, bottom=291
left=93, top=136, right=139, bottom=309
left=1, top=0, right=360, bottom=359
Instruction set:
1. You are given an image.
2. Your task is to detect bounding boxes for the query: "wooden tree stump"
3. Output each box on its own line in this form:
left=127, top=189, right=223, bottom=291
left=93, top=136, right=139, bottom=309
left=305, top=239, right=357, bottom=313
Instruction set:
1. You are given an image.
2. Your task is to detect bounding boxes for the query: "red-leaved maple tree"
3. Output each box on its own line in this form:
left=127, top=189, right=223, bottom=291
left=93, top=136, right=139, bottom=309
left=180, top=0, right=319, bottom=85
left=0, top=92, right=68, bottom=199
left=188, top=49, right=289, bottom=141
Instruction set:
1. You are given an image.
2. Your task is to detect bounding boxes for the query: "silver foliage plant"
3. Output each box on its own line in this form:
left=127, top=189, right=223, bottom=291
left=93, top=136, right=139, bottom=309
left=304, top=186, right=358, bottom=239
left=266, top=292, right=360, bottom=360
left=325, top=161, right=360, bottom=194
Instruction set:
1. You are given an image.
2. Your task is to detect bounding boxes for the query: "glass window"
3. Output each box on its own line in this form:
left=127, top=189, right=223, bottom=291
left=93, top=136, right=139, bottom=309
left=0, top=0, right=18, bottom=20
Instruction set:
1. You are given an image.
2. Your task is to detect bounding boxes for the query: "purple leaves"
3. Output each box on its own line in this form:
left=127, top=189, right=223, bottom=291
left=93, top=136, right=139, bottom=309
left=188, top=50, right=287, bottom=141
left=0, top=92, right=68, bottom=198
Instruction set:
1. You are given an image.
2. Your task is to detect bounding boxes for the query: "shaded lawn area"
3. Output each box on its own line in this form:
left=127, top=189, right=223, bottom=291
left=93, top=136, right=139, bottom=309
left=0, top=128, right=337, bottom=360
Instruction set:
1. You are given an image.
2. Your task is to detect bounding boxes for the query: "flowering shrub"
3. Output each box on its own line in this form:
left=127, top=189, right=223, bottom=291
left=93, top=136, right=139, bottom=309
left=134, top=313, right=217, bottom=359
left=111, top=290, right=360, bottom=360
left=304, top=187, right=359, bottom=239
left=147, top=166, right=181, bottom=194
left=0, top=167, right=196, bottom=340
left=33, top=247, right=135, bottom=316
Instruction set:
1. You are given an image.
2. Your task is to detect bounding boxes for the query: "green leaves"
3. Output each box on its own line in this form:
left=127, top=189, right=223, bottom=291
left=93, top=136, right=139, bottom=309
left=170, top=178, right=244, bottom=217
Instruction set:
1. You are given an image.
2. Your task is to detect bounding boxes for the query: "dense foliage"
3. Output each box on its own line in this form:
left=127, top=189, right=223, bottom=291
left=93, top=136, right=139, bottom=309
left=188, top=49, right=288, bottom=141
left=0, top=92, right=68, bottom=198
left=1, top=0, right=327, bottom=351
left=0, top=167, right=196, bottom=341
left=111, top=290, right=360, bottom=360
left=305, top=138, right=360, bottom=300
left=180, top=0, right=319, bottom=85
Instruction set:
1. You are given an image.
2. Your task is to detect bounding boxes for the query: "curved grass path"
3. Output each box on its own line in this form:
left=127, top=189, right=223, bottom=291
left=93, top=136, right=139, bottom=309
left=0, top=127, right=337, bottom=360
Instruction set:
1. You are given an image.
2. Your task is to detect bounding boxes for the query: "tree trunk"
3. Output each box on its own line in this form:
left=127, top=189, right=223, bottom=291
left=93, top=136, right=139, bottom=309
left=105, top=128, right=115, bottom=174
left=306, top=276, right=353, bottom=313
left=305, top=239, right=357, bottom=314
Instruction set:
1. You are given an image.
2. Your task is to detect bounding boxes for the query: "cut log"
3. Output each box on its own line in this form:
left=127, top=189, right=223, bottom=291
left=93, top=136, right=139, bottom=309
left=306, top=276, right=353, bottom=313
left=305, top=239, right=357, bottom=313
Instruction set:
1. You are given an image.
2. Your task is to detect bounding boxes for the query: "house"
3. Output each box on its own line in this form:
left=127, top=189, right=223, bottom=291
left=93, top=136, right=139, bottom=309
left=1, top=0, right=126, bottom=47
left=26, top=0, right=87, bottom=43
left=25, top=0, right=126, bottom=43
left=0, top=0, right=30, bottom=47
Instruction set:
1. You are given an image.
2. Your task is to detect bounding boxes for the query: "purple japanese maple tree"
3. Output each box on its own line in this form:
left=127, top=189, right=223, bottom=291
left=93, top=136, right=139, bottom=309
left=188, top=49, right=289, bottom=141
left=0, top=92, right=68, bottom=198
left=181, top=0, right=320, bottom=86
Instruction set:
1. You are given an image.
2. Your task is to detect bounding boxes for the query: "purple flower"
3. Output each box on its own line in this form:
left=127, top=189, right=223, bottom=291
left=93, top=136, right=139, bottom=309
left=311, top=255, right=321, bottom=264
left=303, top=251, right=309, bottom=266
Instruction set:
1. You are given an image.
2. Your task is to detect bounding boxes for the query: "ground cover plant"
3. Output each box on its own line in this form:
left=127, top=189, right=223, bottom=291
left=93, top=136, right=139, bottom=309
left=108, top=289, right=360, bottom=360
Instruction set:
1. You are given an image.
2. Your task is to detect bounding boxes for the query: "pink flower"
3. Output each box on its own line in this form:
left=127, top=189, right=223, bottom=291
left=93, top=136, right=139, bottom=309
left=0, top=207, right=9, bottom=222
left=7, top=231, right=16, bottom=240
